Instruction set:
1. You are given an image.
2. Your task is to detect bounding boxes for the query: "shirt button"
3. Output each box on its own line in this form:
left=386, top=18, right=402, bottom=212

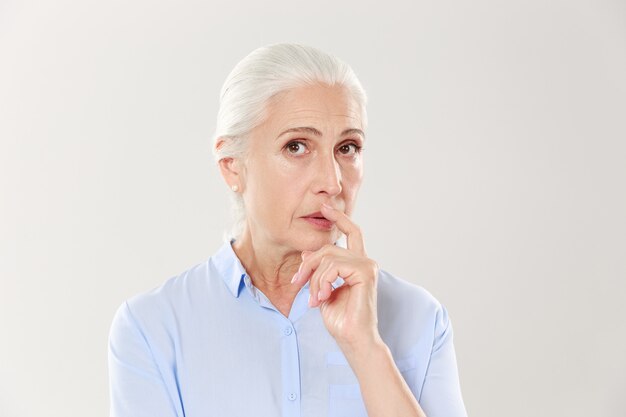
left=284, top=327, right=293, bottom=336
left=288, top=393, right=297, bottom=401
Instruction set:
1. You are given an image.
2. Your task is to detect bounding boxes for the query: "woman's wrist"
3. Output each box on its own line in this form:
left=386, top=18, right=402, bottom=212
left=339, top=332, right=388, bottom=370
left=342, top=336, right=425, bottom=417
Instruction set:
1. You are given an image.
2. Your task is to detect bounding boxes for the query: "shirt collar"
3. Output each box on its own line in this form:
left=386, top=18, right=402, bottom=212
left=212, top=236, right=346, bottom=298
left=212, top=238, right=248, bottom=298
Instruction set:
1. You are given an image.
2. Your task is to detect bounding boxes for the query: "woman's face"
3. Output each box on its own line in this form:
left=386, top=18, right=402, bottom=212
left=240, top=83, right=365, bottom=252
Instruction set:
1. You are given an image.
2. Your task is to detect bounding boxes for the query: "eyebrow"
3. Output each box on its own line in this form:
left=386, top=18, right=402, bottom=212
left=275, top=126, right=366, bottom=141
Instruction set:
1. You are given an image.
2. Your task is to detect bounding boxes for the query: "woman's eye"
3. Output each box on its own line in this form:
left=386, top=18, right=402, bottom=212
left=286, top=141, right=307, bottom=155
left=338, top=143, right=362, bottom=156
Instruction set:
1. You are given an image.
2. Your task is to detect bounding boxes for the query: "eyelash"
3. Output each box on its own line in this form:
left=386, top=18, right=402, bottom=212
left=285, top=140, right=364, bottom=156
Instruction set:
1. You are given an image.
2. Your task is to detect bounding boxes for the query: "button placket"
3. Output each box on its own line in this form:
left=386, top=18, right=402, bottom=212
left=280, top=319, right=301, bottom=416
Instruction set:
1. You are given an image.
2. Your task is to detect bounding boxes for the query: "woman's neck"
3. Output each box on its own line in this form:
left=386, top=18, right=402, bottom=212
left=231, top=230, right=302, bottom=303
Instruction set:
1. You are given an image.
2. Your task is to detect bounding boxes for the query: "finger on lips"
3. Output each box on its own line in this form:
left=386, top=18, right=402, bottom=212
left=291, top=206, right=367, bottom=307
left=320, top=204, right=365, bottom=255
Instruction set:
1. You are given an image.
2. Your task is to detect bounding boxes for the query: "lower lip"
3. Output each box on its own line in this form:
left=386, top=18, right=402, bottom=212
left=302, top=217, right=334, bottom=230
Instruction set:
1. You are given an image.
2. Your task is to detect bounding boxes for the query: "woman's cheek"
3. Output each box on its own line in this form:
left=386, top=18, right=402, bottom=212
left=274, top=153, right=306, bottom=172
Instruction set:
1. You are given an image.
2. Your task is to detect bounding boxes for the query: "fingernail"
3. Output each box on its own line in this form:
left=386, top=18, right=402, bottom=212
left=290, top=272, right=299, bottom=284
left=318, top=290, right=322, bottom=301
left=322, top=203, right=333, bottom=210
left=308, top=294, right=311, bottom=307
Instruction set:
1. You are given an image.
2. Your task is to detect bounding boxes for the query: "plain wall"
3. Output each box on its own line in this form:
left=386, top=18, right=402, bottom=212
left=1, top=0, right=625, bottom=416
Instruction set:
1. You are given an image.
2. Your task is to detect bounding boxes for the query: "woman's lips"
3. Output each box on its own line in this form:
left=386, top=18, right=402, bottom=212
left=303, top=213, right=335, bottom=230
left=303, top=217, right=334, bottom=229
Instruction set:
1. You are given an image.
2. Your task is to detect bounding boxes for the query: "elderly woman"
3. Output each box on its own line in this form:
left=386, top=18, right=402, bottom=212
left=108, top=44, right=468, bottom=417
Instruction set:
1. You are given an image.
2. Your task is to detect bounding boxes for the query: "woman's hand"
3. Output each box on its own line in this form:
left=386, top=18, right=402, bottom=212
left=291, top=203, right=382, bottom=353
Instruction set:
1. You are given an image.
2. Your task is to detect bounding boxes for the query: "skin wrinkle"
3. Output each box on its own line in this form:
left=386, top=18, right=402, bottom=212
left=275, top=126, right=366, bottom=141
left=218, top=83, right=365, bottom=317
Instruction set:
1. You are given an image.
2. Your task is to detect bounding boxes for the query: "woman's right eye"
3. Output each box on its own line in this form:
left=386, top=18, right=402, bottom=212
left=285, top=141, right=308, bottom=155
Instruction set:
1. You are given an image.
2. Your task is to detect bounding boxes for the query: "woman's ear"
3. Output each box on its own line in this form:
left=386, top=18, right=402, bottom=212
left=215, top=137, right=245, bottom=192
left=218, top=156, right=243, bottom=191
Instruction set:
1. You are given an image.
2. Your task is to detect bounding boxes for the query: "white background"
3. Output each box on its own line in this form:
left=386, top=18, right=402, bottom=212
left=1, top=0, right=625, bottom=416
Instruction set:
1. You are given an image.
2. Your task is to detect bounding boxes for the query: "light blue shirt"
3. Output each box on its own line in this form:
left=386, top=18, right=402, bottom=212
left=108, top=239, right=467, bottom=417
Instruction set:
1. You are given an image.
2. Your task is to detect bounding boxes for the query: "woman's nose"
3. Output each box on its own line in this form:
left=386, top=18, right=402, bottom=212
left=312, top=153, right=342, bottom=196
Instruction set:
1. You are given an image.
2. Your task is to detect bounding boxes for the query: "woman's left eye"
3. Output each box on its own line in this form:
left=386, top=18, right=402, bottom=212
left=338, top=143, right=362, bottom=156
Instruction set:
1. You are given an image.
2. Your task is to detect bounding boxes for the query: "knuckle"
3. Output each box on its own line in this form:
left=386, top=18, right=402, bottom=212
left=320, top=255, right=334, bottom=268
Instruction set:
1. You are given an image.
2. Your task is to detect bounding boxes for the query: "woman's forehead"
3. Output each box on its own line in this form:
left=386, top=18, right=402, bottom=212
left=263, top=85, right=364, bottom=134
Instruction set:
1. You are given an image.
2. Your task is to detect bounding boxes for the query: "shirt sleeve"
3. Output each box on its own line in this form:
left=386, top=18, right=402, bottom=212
left=418, top=304, right=468, bottom=417
left=108, top=302, right=181, bottom=417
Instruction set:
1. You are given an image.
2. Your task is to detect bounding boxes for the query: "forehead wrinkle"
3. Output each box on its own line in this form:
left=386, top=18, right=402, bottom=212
left=273, top=110, right=364, bottom=139
left=276, top=126, right=323, bottom=140
left=276, top=109, right=362, bottom=128
left=265, top=91, right=364, bottom=142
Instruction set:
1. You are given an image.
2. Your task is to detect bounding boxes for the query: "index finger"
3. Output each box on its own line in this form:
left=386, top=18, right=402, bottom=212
left=320, top=203, right=365, bottom=255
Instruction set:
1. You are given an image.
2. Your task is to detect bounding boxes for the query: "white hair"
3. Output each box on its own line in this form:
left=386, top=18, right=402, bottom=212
left=211, top=43, right=368, bottom=242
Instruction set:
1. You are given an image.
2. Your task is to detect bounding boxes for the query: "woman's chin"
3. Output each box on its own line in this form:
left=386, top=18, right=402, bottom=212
left=292, top=231, right=340, bottom=251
